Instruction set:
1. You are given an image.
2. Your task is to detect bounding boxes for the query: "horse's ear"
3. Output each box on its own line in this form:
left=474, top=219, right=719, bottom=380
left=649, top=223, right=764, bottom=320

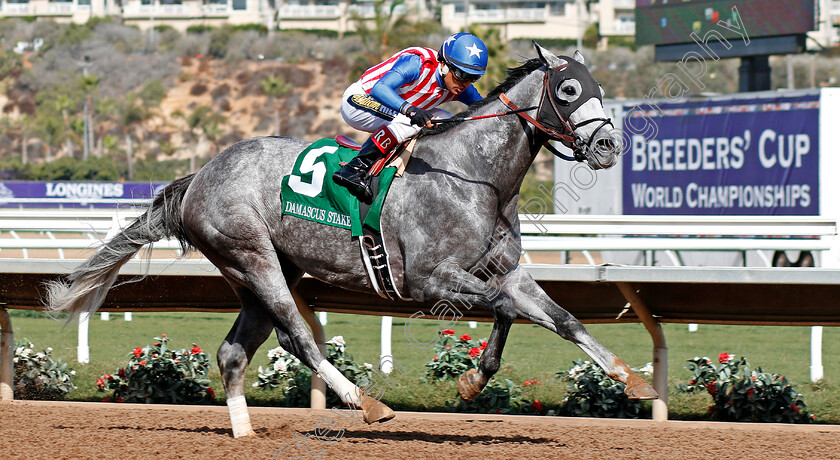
left=533, top=41, right=565, bottom=69
left=574, top=50, right=586, bottom=65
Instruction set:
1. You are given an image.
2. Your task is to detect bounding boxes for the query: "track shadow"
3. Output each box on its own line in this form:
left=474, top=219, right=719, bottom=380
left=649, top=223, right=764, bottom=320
left=328, top=429, right=565, bottom=446
left=53, top=424, right=233, bottom=436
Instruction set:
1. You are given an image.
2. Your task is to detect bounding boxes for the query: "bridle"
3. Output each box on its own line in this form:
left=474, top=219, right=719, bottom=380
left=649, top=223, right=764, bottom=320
left=498, top=62, right=614, bottom=163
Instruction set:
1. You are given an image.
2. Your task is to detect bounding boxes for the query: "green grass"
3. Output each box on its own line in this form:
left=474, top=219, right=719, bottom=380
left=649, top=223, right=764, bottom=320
left=6, top=310, right=840, bottom=423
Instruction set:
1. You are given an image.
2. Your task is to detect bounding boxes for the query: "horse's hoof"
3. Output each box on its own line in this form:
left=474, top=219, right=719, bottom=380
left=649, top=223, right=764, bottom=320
left=458, top=369, right=482, bottom=402
left=233, top=429, right=258, bottom=438
left=362, top=400, right=395, bottom=424
left=624, top=381, right=658, bottom=400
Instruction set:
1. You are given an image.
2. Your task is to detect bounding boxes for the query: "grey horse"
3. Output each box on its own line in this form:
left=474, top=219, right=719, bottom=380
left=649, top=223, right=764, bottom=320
left=46, top=43, right=656, bottom=437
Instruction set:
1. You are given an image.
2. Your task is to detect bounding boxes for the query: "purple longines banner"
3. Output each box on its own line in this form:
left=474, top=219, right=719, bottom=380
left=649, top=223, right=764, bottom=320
left=0, top=181, right=170, bottom=208
left=622, top=94, right=820, bottom=215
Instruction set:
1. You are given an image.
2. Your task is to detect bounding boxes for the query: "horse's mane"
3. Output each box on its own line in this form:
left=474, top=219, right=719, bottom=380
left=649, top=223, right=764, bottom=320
left=420, top=58, right=545, bottom=137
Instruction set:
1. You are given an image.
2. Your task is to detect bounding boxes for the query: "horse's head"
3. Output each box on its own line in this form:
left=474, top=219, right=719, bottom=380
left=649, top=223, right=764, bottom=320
left=533, top=43, right=620, bottom=170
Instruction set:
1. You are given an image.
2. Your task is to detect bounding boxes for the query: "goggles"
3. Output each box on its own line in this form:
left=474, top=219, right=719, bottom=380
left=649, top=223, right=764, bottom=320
left=449, top=65, right=481, bottom=83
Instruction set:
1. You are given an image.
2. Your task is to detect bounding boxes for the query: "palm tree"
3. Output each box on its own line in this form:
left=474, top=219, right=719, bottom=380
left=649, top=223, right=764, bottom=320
left=260, top=74, right=291, bottom=136
left=115, top=93, right=149, bottom=180
left=79, top=73, right=101, bottom=160
left=351, top=0, right=410, bottom=69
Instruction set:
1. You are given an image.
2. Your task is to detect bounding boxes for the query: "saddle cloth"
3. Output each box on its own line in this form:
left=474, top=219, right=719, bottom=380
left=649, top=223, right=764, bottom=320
left=280, top=138, right=397, bottom=237
left=281, top=138, right=408, bottom=301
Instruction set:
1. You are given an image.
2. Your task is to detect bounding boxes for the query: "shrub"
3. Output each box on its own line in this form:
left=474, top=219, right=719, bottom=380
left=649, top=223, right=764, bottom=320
left=448, top=378, right=543, bottom=415
left=13, top=339, right=76, bottom=400
left=678, top=354, right=816, bottom=423
left=97, top=335, right=214, bottom=404
left=254, top=336, right=375, bottom=408
left=557, top=359, right=648, bottom=418
left=423, top=330, right=487, bottom=382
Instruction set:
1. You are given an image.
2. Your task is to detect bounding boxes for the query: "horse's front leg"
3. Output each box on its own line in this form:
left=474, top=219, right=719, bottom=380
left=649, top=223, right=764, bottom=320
left=423, top=262, right=516, bottom=401
left=502, top=266, right=657, bottom=399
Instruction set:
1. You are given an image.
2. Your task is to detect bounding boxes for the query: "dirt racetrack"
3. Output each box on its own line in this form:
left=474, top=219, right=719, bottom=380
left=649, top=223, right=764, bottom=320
left=2, top=400, right=840, bottom=459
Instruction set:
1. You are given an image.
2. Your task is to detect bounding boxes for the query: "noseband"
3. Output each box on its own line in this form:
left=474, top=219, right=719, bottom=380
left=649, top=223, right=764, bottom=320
left=499, top=63, right=613, bottom=162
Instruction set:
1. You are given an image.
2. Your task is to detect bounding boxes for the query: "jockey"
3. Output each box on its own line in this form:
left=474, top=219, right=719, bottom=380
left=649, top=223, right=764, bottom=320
left=333, top=32, right=488, bottom=203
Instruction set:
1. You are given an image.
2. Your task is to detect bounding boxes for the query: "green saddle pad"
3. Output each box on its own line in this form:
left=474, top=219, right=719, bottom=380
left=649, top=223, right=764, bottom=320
left=280, top=138, right=397, bottom=237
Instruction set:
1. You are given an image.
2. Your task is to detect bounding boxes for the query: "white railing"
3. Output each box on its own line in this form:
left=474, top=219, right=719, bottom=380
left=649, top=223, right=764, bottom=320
left=613, top=0, right=635, bottom=9
left=0, top=209, right=183, bottom=259
left=1, top=2, right=32, bottom=13
left=452, top=7, right=547, bottom=22
left=48, top=2, right=76, bottom=13
left=519, top=214, right=838, bottom=267
left=279, top=4, right=340, bottom=18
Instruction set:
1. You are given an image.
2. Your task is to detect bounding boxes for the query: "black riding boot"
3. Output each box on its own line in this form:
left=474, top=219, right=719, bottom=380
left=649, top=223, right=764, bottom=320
left=332, top=138, right=383, bottom=204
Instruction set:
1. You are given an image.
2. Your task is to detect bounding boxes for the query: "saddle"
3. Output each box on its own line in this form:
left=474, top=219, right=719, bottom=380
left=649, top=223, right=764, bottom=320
left=335, top=135, right=415, bottom=178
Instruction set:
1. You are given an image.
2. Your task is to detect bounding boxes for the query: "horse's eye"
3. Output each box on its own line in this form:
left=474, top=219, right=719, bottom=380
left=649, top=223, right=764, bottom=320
left=563, top=86, right=576, bottom=96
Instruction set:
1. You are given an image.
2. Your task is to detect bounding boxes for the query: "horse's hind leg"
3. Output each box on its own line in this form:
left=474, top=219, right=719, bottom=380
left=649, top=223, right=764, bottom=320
left=218, top=285, right=275, bottom=437
left=219, top=253, right=394, bottom=429
left=503, top=266, right=657, bottom=399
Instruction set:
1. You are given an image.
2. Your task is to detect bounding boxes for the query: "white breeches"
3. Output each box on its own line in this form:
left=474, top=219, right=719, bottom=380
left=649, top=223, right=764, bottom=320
left=340, top=81, right=451, bottom=144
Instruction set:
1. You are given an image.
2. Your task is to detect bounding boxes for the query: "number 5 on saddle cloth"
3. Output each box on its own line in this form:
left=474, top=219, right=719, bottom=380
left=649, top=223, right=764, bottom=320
left=280, top=137, right=411, bottom=301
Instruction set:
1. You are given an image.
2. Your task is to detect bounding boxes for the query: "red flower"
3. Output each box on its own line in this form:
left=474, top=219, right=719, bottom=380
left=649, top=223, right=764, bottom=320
left=206, top=388, right=215, bottom=398
left=751, top=376, right=757, bottom=381
left=191, top=346, right=202, bottom=354
left=154, top=343, right=161, bottom=347
left=468, top=347, right=481, bottom=358
left=102, top=397, right=111, bottom=402
left=433, top=356, right=438, bottom=361
left=96, top=378, right=105, bottom=389
left=523, top=381, right=531, bottom=386
left=133, top=347, right=143, bottom=358
left=746, top=388, right=755, bottom=397
left=116, top=397, right=124, bottom=403
left=162, top=334, right=167, bottom=338
left=791, top=403, right=800, bottom=413
left=706, top=383, right=716, bottom=395
left=445, top=346, right=451, bottom=350
left=480, top=341, right=487, bottom=350
left=689, top=379, right=696, bottom=385
left=442, top=329, right=455, bottom=336
left=118, top=368, right=126, bottom=379
left=138, top=360, right=147, bottom=365
left=460, top=334, right=472, bottom=341
left=531, top=400, right=543, bottom=412
left=718, top=353, right=731, bottom=364
left=104, top=373, right=112, bottom=381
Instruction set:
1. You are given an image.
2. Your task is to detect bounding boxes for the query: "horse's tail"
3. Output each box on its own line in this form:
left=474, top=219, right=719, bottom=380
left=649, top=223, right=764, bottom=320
left=45, top=174, right=196, bottom=322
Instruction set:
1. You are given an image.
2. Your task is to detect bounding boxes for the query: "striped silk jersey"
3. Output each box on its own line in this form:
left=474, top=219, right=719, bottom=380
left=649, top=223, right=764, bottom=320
left=359, top=47, right=461, bottom=111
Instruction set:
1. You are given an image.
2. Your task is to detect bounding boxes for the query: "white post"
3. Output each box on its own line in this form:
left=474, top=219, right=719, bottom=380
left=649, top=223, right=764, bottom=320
left=811, top=325, right=824, bottom=382
left=688, top=323, right=698, bottom=332
left=380, top=316, right=393, bottom=374
left=468, top=321, right=477, bottom=329
left=0, top=307, right=14, bottom=400
left=124, top=312, right=132, bottom=322
left=101, top=312, right=110, bottom=321
left=77, top=312, right=90, bottom=364
left=319, top=311, right=328, bottom=325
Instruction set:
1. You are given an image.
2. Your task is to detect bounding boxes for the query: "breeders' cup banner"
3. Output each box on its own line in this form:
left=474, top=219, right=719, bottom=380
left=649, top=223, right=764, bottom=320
left=622, top=94, right=819, bottom=215
left=0, top=181, right=169, bottom=207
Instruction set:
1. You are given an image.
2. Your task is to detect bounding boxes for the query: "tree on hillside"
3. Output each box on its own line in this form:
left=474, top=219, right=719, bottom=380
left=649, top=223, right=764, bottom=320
left=351, top=0, right=410, bottom=69
left=467, top=25, right=516, bottom=95
left=79, top=73, right=101, bottom=160
left=260, top=74, right=291, bottom=136
left=114, top=93, right=151, bottom=180
left=176, top=105, right=223, bottom=173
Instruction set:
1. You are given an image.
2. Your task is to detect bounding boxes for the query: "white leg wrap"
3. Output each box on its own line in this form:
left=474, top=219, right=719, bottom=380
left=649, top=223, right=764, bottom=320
left=316, top=359, right=362, bottom=406
left=226, top=395, right=253, bottom=437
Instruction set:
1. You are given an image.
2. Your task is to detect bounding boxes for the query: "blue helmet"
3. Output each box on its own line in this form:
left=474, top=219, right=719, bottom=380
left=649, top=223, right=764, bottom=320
left=439, top=33, right=488, bottom=78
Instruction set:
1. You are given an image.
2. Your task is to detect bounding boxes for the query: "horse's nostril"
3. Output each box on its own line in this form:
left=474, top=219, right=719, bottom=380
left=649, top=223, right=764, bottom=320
left=594, top=138, right=615, bottom=153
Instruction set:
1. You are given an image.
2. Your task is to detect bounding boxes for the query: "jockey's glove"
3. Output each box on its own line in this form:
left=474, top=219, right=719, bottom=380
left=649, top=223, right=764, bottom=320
left=403, top=105, right=434, bottom=127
